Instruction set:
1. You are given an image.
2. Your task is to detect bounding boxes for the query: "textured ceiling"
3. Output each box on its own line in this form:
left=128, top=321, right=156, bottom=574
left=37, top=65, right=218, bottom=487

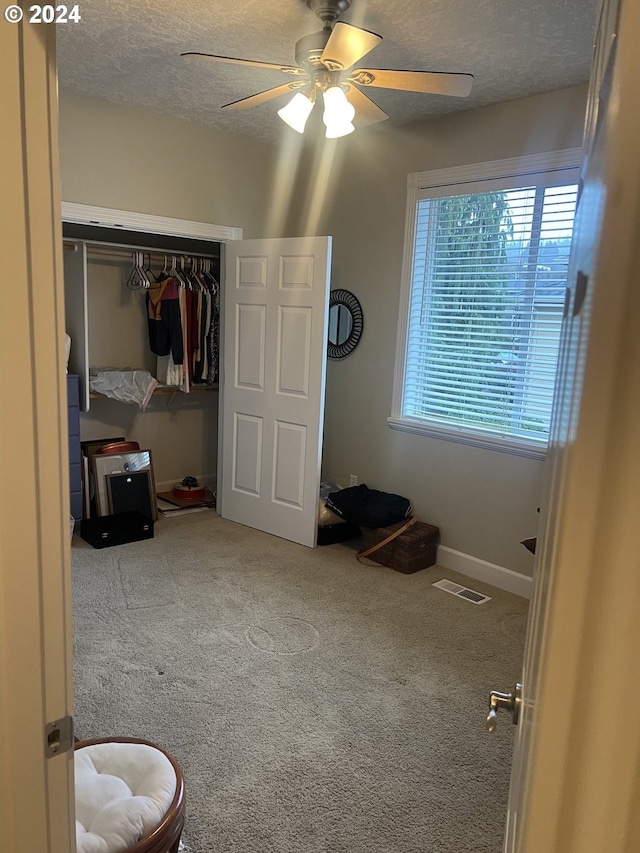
left=56, top=0, right=599, bottom=144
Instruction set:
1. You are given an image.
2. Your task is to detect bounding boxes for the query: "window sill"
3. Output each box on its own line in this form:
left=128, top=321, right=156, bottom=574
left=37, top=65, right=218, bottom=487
left=387, top=416, right=547, bottom=460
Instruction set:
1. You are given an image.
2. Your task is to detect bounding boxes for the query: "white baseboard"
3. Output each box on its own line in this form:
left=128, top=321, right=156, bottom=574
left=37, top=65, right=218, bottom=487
left=436, top=546, right=532, bottom=599
left=155, top=474, right=217, bottom=494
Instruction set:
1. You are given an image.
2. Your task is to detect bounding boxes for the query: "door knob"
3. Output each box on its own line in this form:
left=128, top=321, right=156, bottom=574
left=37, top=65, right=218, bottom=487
left=487, top=683, right=522, bottom=732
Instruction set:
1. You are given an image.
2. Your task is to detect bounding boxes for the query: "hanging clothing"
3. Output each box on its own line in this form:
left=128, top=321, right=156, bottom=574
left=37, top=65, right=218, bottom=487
left=185, top=287, right=200, bottom=383
left=146, top=277, right=183, bottom=364
left=193, top=287, right=212, bottom=384
left=137, top=256, right=219, bottom=391
left=207, top=276, right=220, bottom=385
left=157, top=285, right=189, bottom=389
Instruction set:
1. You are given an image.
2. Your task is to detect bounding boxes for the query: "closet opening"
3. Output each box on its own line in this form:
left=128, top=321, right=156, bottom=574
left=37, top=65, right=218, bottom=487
left=62, top=219, right=225, bottom=510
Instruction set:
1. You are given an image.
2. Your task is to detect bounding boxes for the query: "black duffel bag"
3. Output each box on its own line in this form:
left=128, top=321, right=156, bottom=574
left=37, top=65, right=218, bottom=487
left=325, top=484, right=412, bottom=529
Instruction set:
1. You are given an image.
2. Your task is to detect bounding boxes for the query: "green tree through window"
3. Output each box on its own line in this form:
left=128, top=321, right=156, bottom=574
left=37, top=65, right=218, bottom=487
left=423, top=192, right=514, bottom=427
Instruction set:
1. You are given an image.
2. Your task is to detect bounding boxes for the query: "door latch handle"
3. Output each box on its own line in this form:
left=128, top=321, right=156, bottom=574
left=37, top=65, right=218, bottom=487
left=487, top=683, right=522, bottom=732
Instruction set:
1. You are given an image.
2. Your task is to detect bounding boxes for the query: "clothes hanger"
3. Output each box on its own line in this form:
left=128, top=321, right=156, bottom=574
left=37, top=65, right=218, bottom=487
left=202, top=258, right=219, bottom=295
left=170, top=255, right=186, bottom=289
left=201, top=259, right=212, bottom=292
left=156, top=254, right=170, bottom=282
left=178, top=255, right=193, bottom=291
left=143, top=252, right=159, bottom=287
left=168, top=255, right=177, bottom=283
left=191, top=257, right=207, bottom=292
left=126, top=251, right=147, bottom=290
left=185, top=257, right=199, bottom=292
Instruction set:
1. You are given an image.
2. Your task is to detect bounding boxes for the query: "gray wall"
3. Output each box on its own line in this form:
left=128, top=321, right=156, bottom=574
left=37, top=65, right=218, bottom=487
left=59, top=85, right=588, bottom=574
left=314, top=85, right=588, bottom=576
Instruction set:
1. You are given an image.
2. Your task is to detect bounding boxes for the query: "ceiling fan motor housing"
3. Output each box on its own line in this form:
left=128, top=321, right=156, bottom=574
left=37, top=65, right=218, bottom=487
left=295, top=30, right=332, bottom=69
left=306, top=0, right=351, bottom=26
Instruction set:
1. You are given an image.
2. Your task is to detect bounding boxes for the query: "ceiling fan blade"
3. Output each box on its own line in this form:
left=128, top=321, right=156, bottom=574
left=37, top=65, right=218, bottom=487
left=349, top=68, right=474, bottom=97
left=320, top=22, right=382, bottom=72
left=181, top=52, right=306, bottom=76
left=345, top=85, right=388, bottom=127
left=222, top=82, right=307, bottom=111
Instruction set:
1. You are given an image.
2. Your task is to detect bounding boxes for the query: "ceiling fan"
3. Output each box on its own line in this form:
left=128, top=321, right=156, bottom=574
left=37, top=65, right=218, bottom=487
left=182, top=0, right=474, bottom=138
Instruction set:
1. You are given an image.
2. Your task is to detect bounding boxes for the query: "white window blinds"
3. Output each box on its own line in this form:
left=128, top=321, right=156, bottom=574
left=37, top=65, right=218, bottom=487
left=402, top=182, right=578, bottom=450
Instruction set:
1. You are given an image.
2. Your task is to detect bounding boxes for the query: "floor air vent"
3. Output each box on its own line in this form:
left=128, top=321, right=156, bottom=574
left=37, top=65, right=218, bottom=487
left=432, top=578, right=491, bottom=604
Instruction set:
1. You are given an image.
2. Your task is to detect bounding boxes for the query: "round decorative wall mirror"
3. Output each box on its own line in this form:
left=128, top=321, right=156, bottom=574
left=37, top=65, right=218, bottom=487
left=327, top=289, right=363, bottom=359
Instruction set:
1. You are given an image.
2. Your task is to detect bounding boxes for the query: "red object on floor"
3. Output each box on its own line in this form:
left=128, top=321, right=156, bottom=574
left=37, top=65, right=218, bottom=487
left=172, top=483, right=207, bottom=500
left=157, top=487, right=215, bottom=508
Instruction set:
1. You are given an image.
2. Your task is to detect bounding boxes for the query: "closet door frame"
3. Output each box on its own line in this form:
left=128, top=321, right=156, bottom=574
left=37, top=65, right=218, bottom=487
left=60, top=203, right=243, bottom=243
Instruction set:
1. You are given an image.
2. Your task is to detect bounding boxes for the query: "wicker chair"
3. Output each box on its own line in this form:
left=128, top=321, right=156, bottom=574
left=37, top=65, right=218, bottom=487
left=74, top=737, right=186, bottom=853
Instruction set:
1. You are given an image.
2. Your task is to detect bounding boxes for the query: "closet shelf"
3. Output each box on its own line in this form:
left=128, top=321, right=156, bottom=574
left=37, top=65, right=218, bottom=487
left=154, top=385, right=219, bottom=395
left=89, top=384, right=218, bottom=400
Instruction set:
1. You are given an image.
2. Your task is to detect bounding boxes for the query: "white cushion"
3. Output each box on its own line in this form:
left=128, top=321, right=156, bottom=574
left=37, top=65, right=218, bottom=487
left=74, top=742, right=177, bottom=853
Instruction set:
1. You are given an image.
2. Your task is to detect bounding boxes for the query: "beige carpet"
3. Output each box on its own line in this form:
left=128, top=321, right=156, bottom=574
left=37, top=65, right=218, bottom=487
left=71, top=511, right=528, bottom=852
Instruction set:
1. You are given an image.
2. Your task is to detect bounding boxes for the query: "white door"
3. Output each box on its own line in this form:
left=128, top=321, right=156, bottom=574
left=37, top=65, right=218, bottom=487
left=220, top=236, right=332, bottom=547
left=0, top=19, right=76, bottom=853
left=500, top=0, right=640, bottom=849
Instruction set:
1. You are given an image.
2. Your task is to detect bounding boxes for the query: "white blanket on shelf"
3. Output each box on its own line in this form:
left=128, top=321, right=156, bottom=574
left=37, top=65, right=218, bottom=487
left=89, top=369, right=158, bottom=411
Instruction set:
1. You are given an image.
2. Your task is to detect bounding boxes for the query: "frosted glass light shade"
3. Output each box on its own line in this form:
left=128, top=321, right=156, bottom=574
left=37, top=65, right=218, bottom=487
left=322, top=86, right=356, bottom=139
left=277, top=92, right=314, bottom=133
left=322, top=86, right=355, bottom=127
left=324, top=121, right=355, bottom=138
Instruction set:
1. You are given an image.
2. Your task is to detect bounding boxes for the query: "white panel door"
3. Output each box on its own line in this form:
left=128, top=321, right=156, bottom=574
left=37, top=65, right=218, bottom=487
left=221, top=236, right=331, bottom=547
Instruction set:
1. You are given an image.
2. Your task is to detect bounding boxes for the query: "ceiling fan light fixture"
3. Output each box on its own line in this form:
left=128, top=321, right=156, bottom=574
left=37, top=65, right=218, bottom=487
left=322, top=85, right=355, bottom=129
left=323, top=85, right=355, bottom=138
left=185, top=1, right=474, bottom=140
left=277, top=91, right=315, bottom=133
left=324, top=120, right=355, bottom=139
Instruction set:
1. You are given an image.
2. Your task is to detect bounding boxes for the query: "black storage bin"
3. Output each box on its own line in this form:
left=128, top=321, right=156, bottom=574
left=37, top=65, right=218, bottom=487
left=80, top=512, right=154, bottom=549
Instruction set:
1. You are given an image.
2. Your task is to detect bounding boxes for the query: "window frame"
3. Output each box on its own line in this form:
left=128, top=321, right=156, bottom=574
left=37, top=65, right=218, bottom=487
left=389, top=149, right=583, bottom=460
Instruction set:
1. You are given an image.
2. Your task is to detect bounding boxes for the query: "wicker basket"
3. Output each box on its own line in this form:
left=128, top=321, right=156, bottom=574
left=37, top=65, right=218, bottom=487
left=360, top=520, right=439, bottom=574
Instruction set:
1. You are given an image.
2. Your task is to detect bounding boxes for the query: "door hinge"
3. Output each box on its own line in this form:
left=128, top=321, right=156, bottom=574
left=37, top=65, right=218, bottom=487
left=45, top=715, right=74, bottom=758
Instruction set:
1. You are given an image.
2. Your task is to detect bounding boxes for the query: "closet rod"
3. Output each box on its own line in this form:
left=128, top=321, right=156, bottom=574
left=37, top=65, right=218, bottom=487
left=62, top=238, right=219, bottom=264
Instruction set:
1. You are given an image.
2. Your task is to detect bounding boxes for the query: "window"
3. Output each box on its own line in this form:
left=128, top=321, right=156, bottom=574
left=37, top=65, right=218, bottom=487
left=390, top=151, right=581, bottom=458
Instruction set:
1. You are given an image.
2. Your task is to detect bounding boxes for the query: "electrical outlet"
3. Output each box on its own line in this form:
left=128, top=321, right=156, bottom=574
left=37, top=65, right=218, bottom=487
left=349, top=474, right=358, bottom=486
